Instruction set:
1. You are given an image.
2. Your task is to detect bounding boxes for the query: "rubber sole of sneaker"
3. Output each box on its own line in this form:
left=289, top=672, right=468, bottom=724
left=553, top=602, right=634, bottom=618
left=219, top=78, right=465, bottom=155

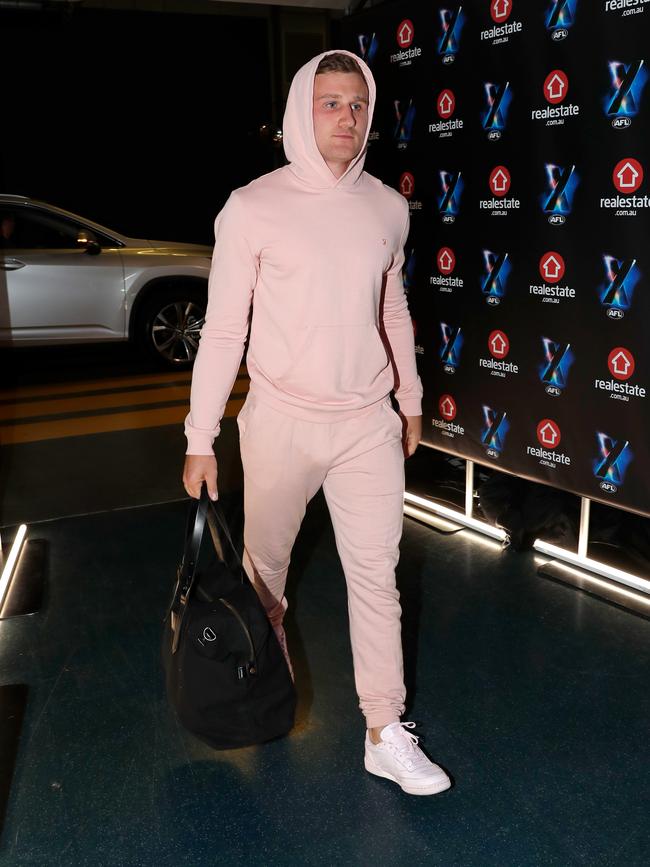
left=364, top=752, right=452, bottom=796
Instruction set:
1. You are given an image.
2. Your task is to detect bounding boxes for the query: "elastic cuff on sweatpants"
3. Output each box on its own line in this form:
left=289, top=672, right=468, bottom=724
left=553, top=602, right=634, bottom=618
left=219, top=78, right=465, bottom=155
left=364, top=712, right=401, bottom=730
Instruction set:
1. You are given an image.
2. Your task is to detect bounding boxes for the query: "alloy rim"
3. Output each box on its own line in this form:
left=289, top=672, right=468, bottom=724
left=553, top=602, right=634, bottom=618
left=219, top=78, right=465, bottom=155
left=151, top=301, right=205, bottom=363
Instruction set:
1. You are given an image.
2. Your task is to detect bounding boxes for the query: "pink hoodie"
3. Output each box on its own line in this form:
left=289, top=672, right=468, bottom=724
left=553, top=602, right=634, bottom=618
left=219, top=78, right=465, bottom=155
left=184, top=48, right=423, bottom=455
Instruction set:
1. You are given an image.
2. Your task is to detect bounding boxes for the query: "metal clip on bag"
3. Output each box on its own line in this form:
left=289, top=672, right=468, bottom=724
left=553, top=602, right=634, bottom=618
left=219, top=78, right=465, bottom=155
left=161, top=485, right=296, bottom=749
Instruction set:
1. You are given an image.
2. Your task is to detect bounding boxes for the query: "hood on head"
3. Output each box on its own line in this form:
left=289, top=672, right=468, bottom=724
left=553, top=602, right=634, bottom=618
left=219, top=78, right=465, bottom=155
left=282, top=48, right=376, bottom=190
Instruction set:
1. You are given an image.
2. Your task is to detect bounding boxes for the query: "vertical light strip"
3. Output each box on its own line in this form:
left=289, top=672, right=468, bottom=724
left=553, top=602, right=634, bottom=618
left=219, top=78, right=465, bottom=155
left=465, top=460, right=474, bottom=517
left=0, top=524, right=27, bottom=612
left=578, top=497, right=591, bottom=559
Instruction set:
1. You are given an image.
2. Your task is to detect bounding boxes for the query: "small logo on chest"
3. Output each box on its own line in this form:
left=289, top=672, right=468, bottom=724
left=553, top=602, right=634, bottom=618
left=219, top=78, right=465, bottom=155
left=382, top=238, right=387, bottom=245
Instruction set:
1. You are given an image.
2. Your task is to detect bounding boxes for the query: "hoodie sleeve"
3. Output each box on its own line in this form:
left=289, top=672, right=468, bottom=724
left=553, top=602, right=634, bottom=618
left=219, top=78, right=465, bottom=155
left=184, top=191, right=258, bottom=455
left=381, top=202, right=423, bottom=417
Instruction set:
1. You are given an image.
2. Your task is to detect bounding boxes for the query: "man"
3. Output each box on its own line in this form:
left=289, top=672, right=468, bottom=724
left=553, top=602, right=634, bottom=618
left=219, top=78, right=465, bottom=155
left=183, top=49, right=451, bottom=796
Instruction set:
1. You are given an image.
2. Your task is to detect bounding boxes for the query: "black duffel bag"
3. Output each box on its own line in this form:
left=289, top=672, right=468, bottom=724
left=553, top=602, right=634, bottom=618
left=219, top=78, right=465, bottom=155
left=161, top=485, right=296, bottom=749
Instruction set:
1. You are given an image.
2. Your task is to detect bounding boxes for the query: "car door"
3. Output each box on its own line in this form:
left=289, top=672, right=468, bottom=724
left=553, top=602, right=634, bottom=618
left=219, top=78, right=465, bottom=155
left=0, top=205, right=126, bottom=344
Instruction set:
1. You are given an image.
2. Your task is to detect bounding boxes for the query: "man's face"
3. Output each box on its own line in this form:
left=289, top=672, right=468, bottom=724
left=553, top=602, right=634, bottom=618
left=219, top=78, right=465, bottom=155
left=312, top=71, right=369, bottom=177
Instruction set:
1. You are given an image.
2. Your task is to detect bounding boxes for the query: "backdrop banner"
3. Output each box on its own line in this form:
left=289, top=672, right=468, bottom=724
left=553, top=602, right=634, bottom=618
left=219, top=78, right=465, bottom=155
left=340, top=0, right=650, bottom=518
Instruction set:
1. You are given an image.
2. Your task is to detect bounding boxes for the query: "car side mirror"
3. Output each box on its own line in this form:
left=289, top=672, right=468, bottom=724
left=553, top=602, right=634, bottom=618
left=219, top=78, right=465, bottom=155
left=77, top=230, right=101, bottom=255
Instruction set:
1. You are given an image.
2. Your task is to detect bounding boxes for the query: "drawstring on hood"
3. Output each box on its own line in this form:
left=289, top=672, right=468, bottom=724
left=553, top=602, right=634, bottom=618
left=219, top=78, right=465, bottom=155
left=282, top=48, right=376, bottom=190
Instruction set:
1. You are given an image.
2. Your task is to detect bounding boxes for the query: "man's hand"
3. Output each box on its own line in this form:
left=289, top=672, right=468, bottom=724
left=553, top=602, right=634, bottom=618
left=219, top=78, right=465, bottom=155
left=183, top=454, right=218, bottom=500
left=402, top=415, right=422, bottom=458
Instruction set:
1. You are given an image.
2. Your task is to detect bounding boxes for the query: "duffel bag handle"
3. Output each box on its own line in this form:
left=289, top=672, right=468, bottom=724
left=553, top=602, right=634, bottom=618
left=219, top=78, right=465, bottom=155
left=207, top=495, right=242, bottom=572
left=178, top=484, right=209, bottom=595
left=179, top=485, right=243, bottom=596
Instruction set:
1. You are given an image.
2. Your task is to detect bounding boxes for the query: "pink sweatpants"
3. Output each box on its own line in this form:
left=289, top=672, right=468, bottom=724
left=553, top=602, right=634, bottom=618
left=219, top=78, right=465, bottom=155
left=236, top=388, right=407, bottom=729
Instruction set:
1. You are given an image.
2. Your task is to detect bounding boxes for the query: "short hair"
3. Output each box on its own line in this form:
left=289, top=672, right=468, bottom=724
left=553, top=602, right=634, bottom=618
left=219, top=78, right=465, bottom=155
left=315, top=52, right=363, bottom=76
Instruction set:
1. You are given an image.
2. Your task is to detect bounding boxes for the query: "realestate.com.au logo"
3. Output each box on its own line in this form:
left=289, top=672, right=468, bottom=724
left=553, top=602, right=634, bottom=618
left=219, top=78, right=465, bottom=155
left=398, top=172, right=423, bottom=212
left=526, top=418, right=572, bottom=470
left=601, top=157, right=650, bottom=215
left=434, top=394, right=465, bottom=438
left=431, top=247, right=464, bottom=293
left=391, top=19, right=422, bottom=67
left=604, top=1, right=650, bottom=19
left=482, top=0, right=523, bottom=46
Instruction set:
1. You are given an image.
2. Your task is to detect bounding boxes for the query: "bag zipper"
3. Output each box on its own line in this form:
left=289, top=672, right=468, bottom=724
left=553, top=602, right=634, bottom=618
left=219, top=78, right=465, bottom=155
left=218, top=597, right=257, bottom=677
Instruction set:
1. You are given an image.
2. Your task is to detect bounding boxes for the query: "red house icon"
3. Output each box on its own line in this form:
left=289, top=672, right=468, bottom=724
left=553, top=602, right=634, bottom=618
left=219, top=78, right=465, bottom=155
left=539, top=422, right=559, bottom=446
left=545, top=72, right=566, bottom=102
left=440, top=397, right=455, bottom=418
left=542, top=255, right=562, bottom=280
left=491, top=168, right=510, bottom=194
left=438, top=91, right=454, bottom=117
left=617, top=161, right=640, bottom=189
left=491, top=0, right=511, bottom=22
left=438, top=249, right=453, bottom=272
left=399, top=172, right=414, bottom=198
left=490, top=332, right=508, bottom=357
left=611, top=350, right=632, bottom=376
left=397, top=19, right=414, bottom=48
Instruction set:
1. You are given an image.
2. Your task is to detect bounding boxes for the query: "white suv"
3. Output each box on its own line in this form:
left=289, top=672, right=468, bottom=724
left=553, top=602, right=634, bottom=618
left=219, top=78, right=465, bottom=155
left=0, top=195, right=213, bottom=368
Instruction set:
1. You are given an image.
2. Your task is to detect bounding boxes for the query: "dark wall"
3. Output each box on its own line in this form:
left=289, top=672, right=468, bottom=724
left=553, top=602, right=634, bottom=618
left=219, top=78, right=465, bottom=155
left=1, top=8, right=274, bottom=245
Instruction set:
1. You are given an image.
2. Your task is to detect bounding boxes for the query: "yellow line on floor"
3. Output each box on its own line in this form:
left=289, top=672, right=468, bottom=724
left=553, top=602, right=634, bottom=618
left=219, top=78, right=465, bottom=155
left=0, top=397, right=247, bottom=445
left=0, top=371, right=191, bottom=401
left=0, top=384, right=192, bottom=421
left=0, top=365, right=248, bottom=401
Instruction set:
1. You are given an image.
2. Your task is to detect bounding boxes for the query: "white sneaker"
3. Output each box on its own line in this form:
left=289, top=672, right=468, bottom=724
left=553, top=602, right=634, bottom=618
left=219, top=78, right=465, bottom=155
left=364, top=722, right=451, bottom=796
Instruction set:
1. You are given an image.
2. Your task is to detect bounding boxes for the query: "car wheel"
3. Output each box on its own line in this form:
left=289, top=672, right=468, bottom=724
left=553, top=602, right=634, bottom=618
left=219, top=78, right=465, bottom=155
left=138, top=287, right=207, bottom=369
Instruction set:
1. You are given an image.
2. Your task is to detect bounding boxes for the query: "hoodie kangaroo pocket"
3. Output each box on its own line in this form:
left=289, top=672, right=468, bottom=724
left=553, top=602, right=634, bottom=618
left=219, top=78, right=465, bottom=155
left=277, top=322, right=390, bottom=403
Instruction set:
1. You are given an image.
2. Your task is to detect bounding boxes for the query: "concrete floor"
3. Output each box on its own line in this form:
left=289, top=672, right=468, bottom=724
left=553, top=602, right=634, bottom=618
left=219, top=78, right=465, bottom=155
left=0, top=344, right=649, bottom=866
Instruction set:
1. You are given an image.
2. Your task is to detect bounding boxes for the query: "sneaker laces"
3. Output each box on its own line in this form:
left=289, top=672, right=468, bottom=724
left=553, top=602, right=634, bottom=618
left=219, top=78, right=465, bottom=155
left=383, top=722, right=428, bottom=771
